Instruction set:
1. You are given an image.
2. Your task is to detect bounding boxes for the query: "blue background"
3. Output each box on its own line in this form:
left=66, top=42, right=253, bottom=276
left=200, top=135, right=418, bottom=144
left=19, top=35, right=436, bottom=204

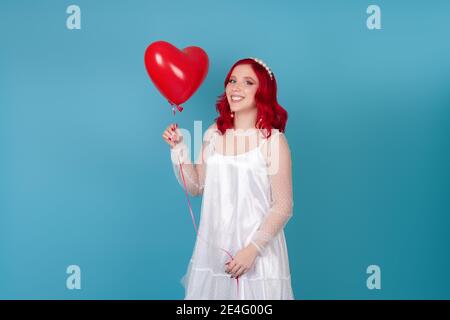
left=1, top=0, right=449, bottom=299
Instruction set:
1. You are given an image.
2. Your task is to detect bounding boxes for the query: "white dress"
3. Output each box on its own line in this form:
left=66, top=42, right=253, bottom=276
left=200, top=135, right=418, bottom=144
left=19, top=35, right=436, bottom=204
left=170, top=124, right=294, bottom=300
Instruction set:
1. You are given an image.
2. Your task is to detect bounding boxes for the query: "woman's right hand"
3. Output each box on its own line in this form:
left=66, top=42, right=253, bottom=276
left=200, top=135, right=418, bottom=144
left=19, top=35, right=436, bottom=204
left=162, top=123, right=182, bottom=148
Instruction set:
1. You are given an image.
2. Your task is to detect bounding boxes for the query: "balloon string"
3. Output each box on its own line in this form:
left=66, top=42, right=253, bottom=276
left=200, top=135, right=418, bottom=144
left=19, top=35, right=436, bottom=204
left=176, top=155, right=240, bottom=298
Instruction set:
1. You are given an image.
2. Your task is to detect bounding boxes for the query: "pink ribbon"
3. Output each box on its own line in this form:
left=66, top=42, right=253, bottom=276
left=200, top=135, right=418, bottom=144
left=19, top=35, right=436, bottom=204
left=168, top=101, right=184, bottom=115
left=176, top=154, right=240, bottom=298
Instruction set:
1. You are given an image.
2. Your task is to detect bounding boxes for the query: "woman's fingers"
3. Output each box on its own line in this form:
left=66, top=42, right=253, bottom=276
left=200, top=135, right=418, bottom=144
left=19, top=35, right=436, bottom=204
left=234, top=266, right=247, bottom=278
left=168, top=123, right=179, bottom=140
left=162, top=131, right=173, bottom=142
left=168, top=124, right=181, bottom=142
left=163, top=130, right=175, bottom=141
left=162, top=123, right=180, bottom=148
left=172, top=129, right=182, bottom=143
left=226, top=260, right=235, bottom=272
left=162, top=131, right=175, bottom=147
left=230, top=263, right=241, bottom=276
left=225, top=260, right=248, bottom=278
left=232, top=265, right=246, bottom=278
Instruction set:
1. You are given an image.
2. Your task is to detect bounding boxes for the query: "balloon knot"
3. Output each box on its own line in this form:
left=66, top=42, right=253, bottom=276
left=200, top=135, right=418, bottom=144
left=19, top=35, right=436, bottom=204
left=168, top=101, right=183, bottom=115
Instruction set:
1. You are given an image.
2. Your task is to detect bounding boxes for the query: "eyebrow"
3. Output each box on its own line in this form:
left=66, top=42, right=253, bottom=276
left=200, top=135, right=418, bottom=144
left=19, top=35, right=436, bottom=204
left=230, top=75, right=256, bottom=82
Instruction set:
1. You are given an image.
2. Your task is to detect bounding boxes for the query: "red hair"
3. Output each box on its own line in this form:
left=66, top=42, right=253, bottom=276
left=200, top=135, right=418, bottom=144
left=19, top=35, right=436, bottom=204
left=214, top=58, right=288, bottom=139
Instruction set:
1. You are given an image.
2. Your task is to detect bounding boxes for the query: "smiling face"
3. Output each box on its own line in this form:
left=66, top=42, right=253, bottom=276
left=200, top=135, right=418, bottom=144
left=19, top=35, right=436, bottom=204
left=226, top=64, right=259, bottom=113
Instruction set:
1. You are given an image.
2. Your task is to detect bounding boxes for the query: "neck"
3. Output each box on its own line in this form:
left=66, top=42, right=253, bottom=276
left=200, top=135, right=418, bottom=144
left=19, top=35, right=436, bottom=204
left=233, top=108, right=257, bottom=131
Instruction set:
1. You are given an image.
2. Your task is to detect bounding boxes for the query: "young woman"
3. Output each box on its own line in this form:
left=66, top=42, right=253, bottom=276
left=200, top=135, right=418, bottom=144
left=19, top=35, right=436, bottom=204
left=162, top=58, right=294, bottom=299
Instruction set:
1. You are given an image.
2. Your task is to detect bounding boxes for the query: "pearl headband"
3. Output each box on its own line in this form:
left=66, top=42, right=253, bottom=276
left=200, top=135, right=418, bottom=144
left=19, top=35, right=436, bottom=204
left=249, top=57, right=274, bottom=80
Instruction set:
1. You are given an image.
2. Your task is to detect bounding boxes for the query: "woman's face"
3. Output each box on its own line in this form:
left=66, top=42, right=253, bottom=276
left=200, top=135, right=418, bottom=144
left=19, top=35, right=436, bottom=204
left=226, top=64, right=259, bottom=113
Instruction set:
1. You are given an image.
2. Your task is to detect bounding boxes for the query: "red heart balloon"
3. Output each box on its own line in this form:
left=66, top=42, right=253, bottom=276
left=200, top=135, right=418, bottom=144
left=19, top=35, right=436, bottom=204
left=144, top=40, right=209, bottom=111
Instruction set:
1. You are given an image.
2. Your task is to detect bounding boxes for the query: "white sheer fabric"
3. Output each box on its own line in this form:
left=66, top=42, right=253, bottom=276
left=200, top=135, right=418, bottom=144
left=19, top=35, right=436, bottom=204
left=248, top=130, right=294, bottom=255
left=170, top=124, right=217, bottom=196
left=170, top=123, right=294, bottom=299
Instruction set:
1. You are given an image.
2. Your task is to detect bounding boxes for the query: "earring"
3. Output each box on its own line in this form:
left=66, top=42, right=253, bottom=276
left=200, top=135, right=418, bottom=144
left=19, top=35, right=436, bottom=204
left=231, top=112, right=234, bottom=118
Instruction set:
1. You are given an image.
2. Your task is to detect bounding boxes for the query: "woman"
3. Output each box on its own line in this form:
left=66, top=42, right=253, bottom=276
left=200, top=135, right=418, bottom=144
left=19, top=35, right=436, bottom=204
left=162, top=58, right=294, bottom=299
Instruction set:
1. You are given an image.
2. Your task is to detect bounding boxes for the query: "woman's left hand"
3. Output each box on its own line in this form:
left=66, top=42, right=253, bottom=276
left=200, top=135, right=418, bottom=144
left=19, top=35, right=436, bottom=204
left=225, top=244, right=259, bottom=278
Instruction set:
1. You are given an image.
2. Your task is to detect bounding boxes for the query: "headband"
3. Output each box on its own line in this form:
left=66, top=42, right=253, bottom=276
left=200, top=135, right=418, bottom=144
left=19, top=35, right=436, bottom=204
left=249, top=57, right=274, bottom=80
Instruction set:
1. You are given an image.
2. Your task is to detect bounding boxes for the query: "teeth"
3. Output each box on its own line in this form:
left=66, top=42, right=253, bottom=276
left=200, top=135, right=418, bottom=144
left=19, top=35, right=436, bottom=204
left=231, top=95, right=244, bottom=101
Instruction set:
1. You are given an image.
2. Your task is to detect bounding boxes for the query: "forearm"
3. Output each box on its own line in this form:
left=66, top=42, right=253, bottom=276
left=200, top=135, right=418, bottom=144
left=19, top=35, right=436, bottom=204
left=250, top=205, right=293, bottom=255
left=170, top=142, right=203, bottom=196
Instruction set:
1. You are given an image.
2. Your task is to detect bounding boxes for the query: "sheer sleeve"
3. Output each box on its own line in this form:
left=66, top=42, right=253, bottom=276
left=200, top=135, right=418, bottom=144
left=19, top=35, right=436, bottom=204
left=169, top=123, right=217, bottom=197
left=250, top=131, right=294, bottom=255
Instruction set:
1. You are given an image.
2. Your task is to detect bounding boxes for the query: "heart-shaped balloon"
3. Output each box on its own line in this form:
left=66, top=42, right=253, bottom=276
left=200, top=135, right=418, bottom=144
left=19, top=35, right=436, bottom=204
left=144, top=40, right=209, bottom=113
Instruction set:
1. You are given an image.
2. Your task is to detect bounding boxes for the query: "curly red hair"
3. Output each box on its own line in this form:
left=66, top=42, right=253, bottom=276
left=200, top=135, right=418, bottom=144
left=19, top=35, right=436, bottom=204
left=214, top=58, right=288, bottom=139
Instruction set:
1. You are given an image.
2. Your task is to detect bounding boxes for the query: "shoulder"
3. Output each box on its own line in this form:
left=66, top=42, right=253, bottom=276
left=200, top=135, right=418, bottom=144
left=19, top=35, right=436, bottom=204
left=272, top=129, right=290, bottom=152
left=207, top=122, right=218, bottom=131
left=261, top=128, right=287, bottom=145
left=270, top=128, right=283, bottom=138
left=260, top=128, right=291, bottom=162
left=203, top=122, right=219, bottom=142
